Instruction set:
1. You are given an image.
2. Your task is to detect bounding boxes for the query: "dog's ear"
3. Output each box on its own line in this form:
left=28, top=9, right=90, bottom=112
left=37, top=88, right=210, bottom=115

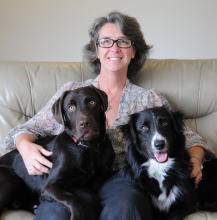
left=120, top=113, right=138, bottom=145
left=128, top=114, right=139, bottom=145
left=90, top=85, right=108, bottom=112
left=171, top=111, right=185, bottom=133
left=52, top=91, right=69, bottom=125
left=163, top=105, right=184, bottom=133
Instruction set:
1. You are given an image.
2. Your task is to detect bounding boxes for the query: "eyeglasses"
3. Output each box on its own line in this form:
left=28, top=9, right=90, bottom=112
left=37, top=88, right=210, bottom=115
left=97, top=38, right=133, bottom=48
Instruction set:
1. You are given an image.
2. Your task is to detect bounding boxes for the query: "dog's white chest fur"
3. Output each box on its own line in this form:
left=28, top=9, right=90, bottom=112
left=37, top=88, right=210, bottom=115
left=142, top=158, right=183, bottom=212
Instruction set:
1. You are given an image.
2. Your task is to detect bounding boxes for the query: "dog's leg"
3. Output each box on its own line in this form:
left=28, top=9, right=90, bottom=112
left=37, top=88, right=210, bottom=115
left=0, top=167, right=17, bottom=211
left=0, top=149, right=18, bottom=167
left=0, top=166, right=33, bottom=212
left=42, top=184, right=85, bottom=220
left=197, top=159, right=217, bottom=211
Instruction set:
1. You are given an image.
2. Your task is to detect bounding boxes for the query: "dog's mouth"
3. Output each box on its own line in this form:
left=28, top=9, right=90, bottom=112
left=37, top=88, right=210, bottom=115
left=73, top=129, right=100, bottom=143
left=83, top=131, right=99, bottom=141
left=154, top=151, right=168, bottom=163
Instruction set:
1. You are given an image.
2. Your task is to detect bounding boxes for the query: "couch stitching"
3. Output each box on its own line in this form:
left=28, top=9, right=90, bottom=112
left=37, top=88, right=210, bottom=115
left=55, top=65, right=60, bottom=92
left=196, top=62, right=203, bottom=132
left=179, top=61, right=183, bottom=112
left=80, top=62, right=84, bottom=83
left=0, top=104, right=31, bottom=118
left=24, top=62, right=34, bottom=116
left=150, top=60, right=153, bottom=88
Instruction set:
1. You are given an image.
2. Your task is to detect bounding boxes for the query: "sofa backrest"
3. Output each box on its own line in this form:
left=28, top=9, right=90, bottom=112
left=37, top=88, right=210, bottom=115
left=0, top=59, right=217, bottom=154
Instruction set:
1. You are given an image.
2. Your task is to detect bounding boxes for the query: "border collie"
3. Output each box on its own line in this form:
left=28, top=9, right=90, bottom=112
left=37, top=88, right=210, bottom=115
left=121, top=106, right=217, bottom=220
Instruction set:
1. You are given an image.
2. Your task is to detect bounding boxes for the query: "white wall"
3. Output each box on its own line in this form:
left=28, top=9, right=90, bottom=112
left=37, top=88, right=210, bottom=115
left=0, top=0, right=217, bottom=61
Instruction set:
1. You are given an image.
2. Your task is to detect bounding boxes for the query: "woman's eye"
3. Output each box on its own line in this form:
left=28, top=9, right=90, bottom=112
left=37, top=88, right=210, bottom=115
left=68, top=105, right=76, bottom=112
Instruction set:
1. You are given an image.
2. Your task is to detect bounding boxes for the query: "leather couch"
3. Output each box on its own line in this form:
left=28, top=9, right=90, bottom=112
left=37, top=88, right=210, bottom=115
left=0, top=59, right=217, bottom=219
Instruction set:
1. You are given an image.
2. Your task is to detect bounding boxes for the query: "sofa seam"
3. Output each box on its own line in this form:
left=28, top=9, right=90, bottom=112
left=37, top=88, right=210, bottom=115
left=80, top=62, right=84, bottom=83
left=196, top=63, right=203, bottom=132
left=24, top=62, right=34, bottom=116
left=0, top=103, right=32, bottom=118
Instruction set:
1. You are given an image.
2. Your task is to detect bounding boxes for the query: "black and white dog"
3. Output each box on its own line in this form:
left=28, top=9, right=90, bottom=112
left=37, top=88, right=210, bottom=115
left=121, top=106, right=217, bottom=220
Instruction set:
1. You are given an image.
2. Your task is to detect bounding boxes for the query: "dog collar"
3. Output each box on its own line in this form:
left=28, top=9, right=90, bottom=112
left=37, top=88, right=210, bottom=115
left=71, top=134, right=106, bottom=149
left=77, top=141, right=89, bottom=148
left=71, top=136, right=89, bottom=148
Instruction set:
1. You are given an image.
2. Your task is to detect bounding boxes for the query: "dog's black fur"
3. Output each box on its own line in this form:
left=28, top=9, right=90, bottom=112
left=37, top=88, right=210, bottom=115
left=0, top=85, right=115, bottom=220
left=120, top=106, right=217, bottom=220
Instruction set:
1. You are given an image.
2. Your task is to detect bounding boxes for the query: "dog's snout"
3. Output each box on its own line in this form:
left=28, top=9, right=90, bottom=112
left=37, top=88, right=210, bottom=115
left=154, top=139, right=165, bottom=150
left=79, top=120, right=90, bottom=128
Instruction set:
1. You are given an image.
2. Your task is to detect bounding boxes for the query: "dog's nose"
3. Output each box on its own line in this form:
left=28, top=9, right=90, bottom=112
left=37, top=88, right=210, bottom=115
left=79, top=120, right=89, bottom=128
left=154, top=140, right=165, bottom=150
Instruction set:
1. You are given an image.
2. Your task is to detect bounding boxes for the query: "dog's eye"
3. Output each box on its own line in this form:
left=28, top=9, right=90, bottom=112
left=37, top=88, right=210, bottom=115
left=159, top=119, right=168, bottom=127
left=89, top=100, right=96, bottom=106
left=68, top=105, right=76, bottom=112
left=141, top=125, right=149, bottom=133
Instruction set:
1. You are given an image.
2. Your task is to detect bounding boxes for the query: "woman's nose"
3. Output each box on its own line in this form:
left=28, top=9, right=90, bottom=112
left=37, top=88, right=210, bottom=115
left=111, top=42, right=121, bottom=50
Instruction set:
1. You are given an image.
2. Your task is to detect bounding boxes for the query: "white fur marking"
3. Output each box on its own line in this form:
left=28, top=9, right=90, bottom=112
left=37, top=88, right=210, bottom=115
left=151, top=132, right=167, bottom=151
left=142, top=158, right=174, bottom=185
left=152, top=185, right=182, bottom=212
left=141, top=158, right=182, bottom=212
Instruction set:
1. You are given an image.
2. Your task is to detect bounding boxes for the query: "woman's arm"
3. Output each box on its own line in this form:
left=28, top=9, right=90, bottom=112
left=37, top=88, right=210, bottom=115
left=16, top=133, right=53, bottom=175
left=187, top=145, right=204, bottom=185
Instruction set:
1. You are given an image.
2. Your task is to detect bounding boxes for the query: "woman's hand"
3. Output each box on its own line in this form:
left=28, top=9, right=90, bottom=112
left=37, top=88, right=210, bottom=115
left=16, top=134, right=53, bottom=175
left=190, top=156, right=203, bottom=185
left=188, top=145, right=204, bottom=186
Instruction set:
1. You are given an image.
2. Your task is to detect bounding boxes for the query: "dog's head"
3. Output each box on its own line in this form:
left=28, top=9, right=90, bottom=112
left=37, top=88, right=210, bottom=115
left=52, top=85, right=108, bottom=143
left=122, top=106, right=186, bottom=163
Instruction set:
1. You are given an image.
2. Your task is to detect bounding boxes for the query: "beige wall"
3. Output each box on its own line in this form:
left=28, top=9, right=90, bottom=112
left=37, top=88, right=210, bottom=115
left=0, top=0, right=217, bottom=62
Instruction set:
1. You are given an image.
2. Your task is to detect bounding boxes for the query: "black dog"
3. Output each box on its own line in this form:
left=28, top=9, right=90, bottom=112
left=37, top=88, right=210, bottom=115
left=120, top=106, right=217, bottom=220
left=0, top=85, right=115, bottom=220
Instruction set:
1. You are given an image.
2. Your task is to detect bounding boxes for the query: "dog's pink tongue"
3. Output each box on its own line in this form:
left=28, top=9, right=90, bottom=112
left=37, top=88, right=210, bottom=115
left=154, top=152, right=168, bottom=163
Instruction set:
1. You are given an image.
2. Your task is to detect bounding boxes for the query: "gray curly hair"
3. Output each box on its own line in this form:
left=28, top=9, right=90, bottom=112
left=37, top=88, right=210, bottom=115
left=83, top=11, right=151, bottom=79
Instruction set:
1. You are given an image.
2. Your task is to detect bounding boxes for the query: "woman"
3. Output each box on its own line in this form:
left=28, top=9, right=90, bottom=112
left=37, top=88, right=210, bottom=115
left=4, top=11, right=207, bottom=220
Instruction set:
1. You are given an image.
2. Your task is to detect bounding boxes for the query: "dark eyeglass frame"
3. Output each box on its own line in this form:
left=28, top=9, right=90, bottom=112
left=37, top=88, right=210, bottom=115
left=96, top=38, right=133, bottom=48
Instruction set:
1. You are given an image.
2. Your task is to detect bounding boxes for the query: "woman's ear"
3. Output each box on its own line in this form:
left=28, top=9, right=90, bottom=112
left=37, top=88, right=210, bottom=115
left=131, top=48, right=136, bottom=59
left=96, top=45, right=100, bottom=59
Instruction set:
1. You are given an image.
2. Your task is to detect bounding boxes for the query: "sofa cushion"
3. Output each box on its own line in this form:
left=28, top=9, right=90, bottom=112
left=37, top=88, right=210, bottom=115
left=1, top=59, right=217, bottom=220
left=184, top=211, right=217, bottom=220
left=0, top=210, right=34, bottom=220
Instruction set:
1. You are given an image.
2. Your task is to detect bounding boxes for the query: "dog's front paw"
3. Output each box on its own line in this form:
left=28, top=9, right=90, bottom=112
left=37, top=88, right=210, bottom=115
left=70, top=209, right=83, bottom=220
left=70, top=207, right=85, bottom=220
left=67, top=199, right=85, bottom=220
left=41, top=197, right=54, bottom=203
left=40, top=191, right=54, bottom=202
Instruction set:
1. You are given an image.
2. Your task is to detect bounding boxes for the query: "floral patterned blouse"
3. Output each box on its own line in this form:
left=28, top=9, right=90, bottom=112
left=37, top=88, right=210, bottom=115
left=3, top=77, right=209, bottom=170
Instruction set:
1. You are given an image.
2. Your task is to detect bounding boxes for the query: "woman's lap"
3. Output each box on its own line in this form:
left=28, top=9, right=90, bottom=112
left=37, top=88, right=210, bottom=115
left=34, top=174, right=152, bottom=220
left=34, top=190, right=100, bottom=220
left=99, top=174, right=152, bottom=220
left=34, top=200, right=70, bottom=220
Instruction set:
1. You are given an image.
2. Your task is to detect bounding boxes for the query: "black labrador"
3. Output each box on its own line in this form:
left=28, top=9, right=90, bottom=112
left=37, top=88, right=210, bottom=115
left=120, top=106, right=217, bottom=220
left=0, top=85, right=115, bottom=220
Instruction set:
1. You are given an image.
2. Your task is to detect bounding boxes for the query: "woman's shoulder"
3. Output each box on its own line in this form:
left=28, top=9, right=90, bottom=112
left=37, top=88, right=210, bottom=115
left=126, top=81, right=162, bottom=98
left=60, top=78, right=96, bottom=91
left=123, top=82, right=170, bottom=113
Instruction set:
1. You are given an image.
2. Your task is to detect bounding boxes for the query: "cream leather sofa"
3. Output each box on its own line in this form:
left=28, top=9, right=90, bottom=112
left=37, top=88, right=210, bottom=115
left=0, top=59, right=217, bottom=220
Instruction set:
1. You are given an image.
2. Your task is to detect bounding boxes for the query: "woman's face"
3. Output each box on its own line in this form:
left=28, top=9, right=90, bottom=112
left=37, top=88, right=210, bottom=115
left=97, top=23, right=135, bottom=74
